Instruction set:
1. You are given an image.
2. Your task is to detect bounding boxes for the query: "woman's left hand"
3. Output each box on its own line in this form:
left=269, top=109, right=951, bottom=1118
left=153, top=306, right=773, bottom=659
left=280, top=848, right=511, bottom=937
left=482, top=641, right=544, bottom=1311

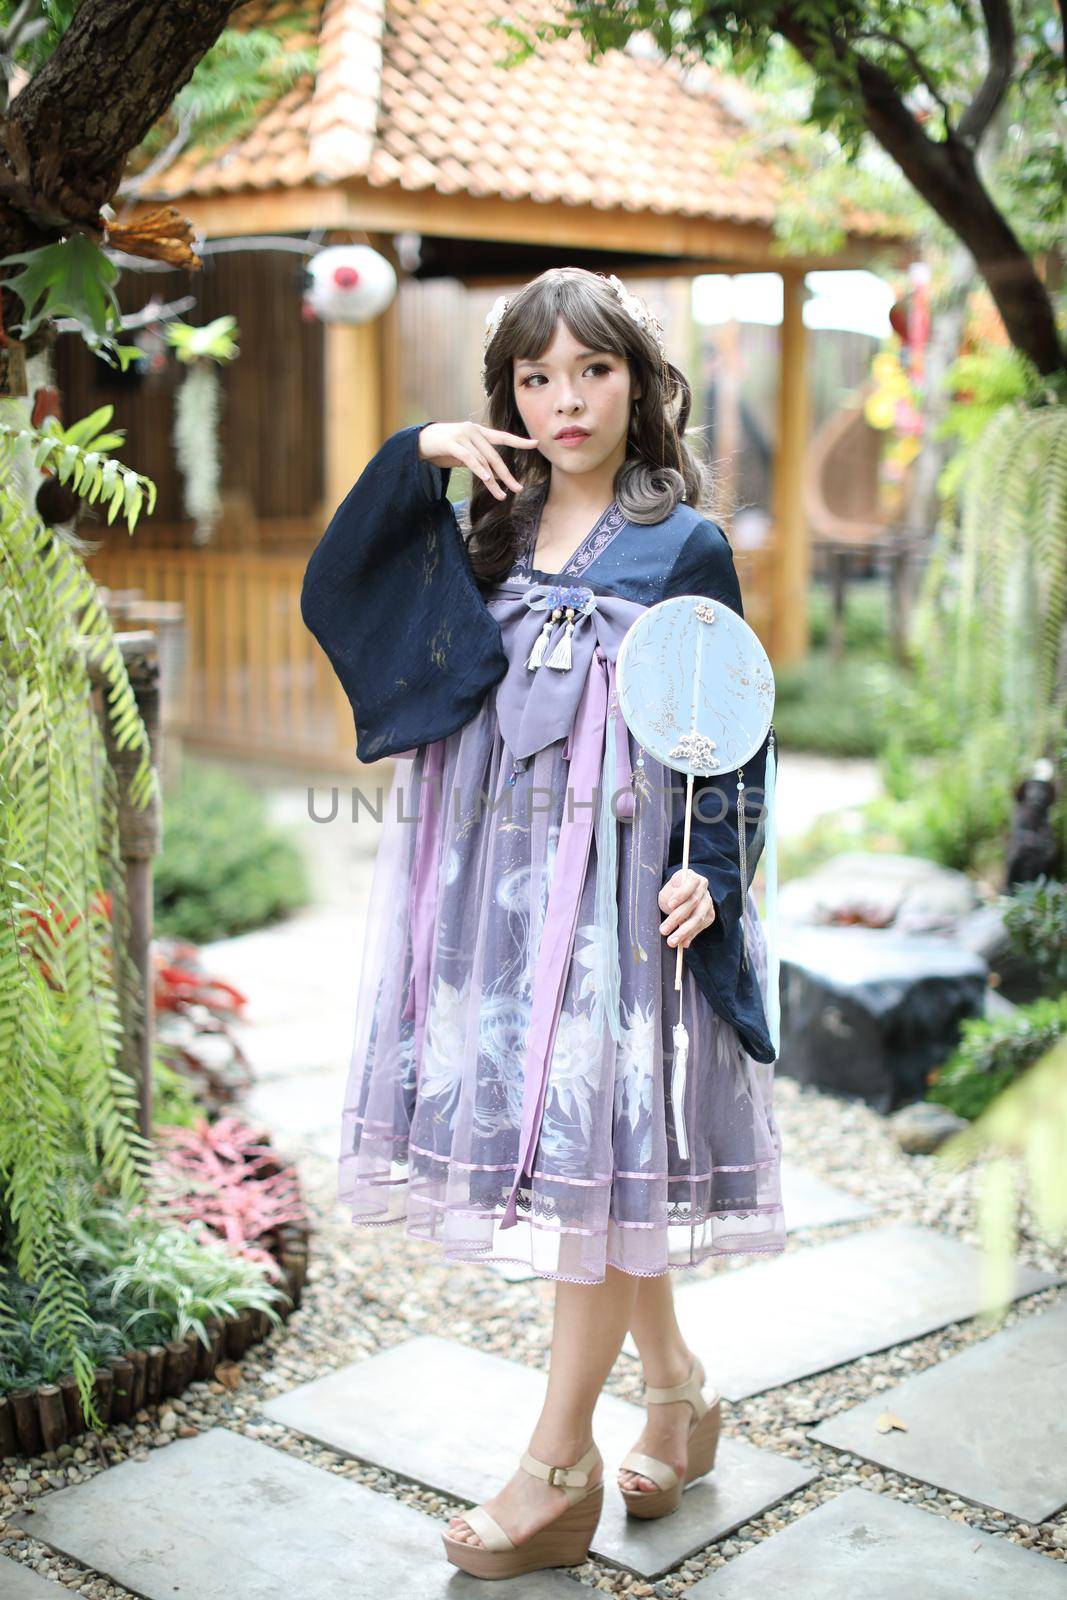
left=658, top=868, right=716, bottom=949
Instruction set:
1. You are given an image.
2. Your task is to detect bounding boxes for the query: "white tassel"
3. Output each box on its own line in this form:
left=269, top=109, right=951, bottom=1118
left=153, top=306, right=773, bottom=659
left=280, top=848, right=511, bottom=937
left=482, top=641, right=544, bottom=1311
left=526, top=612, right=557, bottom=670
left=671, top=1019, right=689, bottom=1160
left=546, top=611, right=575, bottom=670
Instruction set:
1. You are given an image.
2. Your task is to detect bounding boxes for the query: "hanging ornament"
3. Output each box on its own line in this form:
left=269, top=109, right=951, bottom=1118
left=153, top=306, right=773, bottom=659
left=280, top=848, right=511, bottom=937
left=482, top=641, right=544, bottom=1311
left=302, top=244, right=397, bottom=325
left=615, top=594, right=778, bottom=1159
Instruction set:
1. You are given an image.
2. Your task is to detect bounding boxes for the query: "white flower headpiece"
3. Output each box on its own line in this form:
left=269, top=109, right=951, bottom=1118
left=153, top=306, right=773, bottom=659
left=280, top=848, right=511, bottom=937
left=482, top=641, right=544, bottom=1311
left=482, top=274, right=667, bottom=386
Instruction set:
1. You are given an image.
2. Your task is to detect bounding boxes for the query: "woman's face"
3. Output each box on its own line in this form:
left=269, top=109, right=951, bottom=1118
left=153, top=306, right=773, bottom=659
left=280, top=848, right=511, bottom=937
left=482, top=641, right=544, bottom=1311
left=512, top=315, right=639, bottom=482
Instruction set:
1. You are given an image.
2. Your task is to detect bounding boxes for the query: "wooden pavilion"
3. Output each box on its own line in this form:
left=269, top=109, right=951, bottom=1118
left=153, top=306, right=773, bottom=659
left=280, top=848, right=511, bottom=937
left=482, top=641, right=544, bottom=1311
left=67, top=0, right=910, bottom=774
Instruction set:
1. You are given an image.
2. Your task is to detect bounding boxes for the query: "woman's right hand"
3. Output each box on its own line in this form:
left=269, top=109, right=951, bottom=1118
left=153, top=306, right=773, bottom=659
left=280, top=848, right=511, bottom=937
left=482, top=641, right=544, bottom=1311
left=418, top=421, right=539, bottom=501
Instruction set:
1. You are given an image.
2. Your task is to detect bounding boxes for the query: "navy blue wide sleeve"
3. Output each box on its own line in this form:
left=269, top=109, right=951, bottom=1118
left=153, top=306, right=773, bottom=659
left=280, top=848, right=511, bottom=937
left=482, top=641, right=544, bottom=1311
left=300, top=421, right=508, bottom=763
left=658, top=518, right=775, bottom=1064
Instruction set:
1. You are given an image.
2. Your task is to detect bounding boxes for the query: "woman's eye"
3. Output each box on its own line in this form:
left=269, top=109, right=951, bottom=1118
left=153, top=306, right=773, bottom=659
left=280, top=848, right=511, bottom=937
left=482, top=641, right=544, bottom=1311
left=520, top=363, right=611, bottom=388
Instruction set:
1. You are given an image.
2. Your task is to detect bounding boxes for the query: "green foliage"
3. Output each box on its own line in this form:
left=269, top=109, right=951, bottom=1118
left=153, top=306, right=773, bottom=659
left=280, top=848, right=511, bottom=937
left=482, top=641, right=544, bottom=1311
left=0, top=422, right=160, bottom=1430
left=0, top=237, right=140, bottom=370
left=165, top=316, right=240, bottom=366
left=0, top=406, right=157, bottom=532
left=890, top=392, right=1067, bottom=873
left=154, top=760, right=309, bottom=943
left=936, top=1035, right=1067, bottom=1314
left=771, top=649, right=898, bottom=756
left=999, top=875, right=1067, bottom=995
left=806, top=580, right=891, bottom=653
left=136, top=14, right=319, bottom=160
left=928, top=995, right=1067, bottom=1122
left=0, top=1193, right=286, bottom=1388
left=150, top=1052, right=203, bottom=1130
left=935, top=347, right=1057, bottom=503
left=871, top=720, right=1018, bottom=875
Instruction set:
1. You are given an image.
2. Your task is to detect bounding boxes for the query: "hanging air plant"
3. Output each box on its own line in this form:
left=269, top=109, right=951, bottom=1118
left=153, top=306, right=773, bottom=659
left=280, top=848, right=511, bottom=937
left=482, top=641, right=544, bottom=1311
left=165, top=315, right=239, bottom=545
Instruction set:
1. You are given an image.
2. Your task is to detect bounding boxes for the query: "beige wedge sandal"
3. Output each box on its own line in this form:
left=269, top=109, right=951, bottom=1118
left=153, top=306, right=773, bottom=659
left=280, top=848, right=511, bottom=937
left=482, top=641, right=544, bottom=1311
left=441, top=1438, right=604, bottom=1579
left=617, top=1352, right=721, bottom=1519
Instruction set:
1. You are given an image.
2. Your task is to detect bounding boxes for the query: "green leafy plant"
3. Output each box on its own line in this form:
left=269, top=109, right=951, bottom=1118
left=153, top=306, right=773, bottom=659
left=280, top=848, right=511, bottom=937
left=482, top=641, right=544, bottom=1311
left=0, top=406, right=156, bottom=533
left=164, top=314, right=239, bottom=364
left=0, top=425, right=160, bottom=1430
left=999, top=875, right=1067, bottom=996
left=154, top=759, right=308, bottom=942
left=927, top=995, right=1067, bottom=1122
left=0, top=236, right=140, bottom=369
left=67, top=1198, right=287, bottom=1351
left=936, top=1035, right=1067, bottom=1319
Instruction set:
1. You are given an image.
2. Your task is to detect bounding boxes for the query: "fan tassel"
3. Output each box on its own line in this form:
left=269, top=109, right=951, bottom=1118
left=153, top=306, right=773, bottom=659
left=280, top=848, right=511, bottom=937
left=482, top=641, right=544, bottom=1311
left=671, top=1019, right=690, bottom=1161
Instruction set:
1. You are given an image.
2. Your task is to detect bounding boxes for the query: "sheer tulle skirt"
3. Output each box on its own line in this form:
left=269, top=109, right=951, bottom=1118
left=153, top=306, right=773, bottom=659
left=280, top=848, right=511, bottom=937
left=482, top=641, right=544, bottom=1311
left=338, top=698, right=785, bottom=1283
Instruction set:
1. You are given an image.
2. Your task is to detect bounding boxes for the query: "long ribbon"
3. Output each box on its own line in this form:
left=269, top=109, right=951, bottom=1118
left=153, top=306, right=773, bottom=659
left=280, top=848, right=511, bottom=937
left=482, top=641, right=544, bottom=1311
left=763, top=729, right=780, bottom=1055
left=499, top=646, right=611, bottom=1229
left=400, top=737, right=446, bottom=1082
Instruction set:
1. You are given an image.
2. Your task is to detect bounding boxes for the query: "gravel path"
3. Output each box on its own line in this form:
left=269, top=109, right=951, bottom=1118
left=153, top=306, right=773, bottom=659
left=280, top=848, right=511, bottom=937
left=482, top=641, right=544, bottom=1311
left=3, top=1070, right=1065, bottom=1596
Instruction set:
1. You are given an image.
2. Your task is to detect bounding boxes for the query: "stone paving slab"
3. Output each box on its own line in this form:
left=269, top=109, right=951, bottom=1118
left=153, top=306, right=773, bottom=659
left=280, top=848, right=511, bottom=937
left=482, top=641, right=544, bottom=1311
left=0, top=1557, right=74, bottom=1598
left=779, top=1160, right=876, bottom=1231
left=260, top=1334, right=817, bottom=1580
left=17, top=1426, right=586, bottom=1599
left=684, top=1485, right=1067, bottom=1597
left=810, top=1300, right=1067, bottom=1523
left=623, top=1223, right=1060, bottom=1399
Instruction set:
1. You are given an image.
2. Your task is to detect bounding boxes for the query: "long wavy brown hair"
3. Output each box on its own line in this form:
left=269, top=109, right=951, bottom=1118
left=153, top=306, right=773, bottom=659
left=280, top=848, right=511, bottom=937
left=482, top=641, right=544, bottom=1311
left=466, top=266, right=723, bottom=586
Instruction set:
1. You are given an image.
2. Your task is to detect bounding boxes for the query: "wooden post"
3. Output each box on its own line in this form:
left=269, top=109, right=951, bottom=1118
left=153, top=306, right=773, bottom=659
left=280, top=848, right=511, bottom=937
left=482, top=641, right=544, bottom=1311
left=88, top=630, right=163, bottom=1140
left=772, top=269, right=812, bottom=667
left=322, top=236, right=390, bottom=517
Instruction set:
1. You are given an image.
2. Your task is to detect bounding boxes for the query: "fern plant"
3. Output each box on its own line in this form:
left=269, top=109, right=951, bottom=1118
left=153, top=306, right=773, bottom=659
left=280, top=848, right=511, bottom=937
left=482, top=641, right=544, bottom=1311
left=0, top=408, right=161, bottom=1431
left=907, top=365, right=1067, bottom=865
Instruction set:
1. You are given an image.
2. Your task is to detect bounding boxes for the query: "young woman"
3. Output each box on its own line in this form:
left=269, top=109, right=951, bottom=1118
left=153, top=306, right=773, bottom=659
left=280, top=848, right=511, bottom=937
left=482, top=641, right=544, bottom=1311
left=301, top=266, right=785, bottom=1580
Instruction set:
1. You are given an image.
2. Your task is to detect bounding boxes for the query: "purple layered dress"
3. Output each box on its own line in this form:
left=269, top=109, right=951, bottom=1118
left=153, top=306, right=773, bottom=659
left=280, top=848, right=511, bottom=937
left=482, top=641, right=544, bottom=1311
left=336, top=494, right=786, bottom=1285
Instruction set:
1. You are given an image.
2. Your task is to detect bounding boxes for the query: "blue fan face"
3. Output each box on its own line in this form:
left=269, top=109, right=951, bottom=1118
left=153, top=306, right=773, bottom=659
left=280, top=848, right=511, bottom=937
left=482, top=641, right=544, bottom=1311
left=615, top=595, right=775, bottom=776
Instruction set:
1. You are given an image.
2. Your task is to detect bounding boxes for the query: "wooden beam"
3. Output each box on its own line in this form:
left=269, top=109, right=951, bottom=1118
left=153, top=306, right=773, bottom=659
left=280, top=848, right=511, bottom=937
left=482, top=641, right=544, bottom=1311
left=130, top=181, right=909, bottom=273
left=771, top=268, right=811, bottom=668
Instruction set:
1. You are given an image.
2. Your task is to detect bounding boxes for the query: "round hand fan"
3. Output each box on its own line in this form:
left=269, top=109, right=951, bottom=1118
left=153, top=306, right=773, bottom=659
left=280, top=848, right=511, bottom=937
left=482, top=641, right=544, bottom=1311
left=615, top=595, right=778, bottom=1157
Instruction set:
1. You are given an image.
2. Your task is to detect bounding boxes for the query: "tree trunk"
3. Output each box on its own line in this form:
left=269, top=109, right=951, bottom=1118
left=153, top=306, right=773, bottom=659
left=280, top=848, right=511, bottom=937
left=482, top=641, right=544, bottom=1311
left=0, top=0, right=241, bottom=257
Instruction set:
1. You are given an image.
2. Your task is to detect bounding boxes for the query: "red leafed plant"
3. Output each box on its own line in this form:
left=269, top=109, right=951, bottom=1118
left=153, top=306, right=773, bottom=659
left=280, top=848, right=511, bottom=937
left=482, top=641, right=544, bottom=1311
left=150, top=1116, right=309, bottom=1277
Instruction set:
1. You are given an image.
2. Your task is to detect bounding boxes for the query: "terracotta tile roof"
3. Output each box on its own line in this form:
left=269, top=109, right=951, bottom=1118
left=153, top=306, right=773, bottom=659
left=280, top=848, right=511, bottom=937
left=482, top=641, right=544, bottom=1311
left=142, top=0, right=895, bottom=238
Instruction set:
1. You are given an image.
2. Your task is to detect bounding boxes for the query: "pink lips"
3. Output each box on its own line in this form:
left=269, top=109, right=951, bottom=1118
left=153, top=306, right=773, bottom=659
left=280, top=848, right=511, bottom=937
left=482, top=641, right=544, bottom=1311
left=556, top=430, right=590, bottom=445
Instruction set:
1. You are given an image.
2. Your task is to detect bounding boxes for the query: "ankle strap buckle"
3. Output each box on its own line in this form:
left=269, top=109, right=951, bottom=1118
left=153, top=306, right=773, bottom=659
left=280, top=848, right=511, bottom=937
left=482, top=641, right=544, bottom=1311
left=546, top=1464, right=570, bottom=1487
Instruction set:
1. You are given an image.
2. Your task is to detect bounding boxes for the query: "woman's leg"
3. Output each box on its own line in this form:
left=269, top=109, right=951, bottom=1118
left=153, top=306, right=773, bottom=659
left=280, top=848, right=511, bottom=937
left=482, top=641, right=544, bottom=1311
left=448, top=1264, right=641, bottom=1546
left=617, top=1270, right=699, bottom=1493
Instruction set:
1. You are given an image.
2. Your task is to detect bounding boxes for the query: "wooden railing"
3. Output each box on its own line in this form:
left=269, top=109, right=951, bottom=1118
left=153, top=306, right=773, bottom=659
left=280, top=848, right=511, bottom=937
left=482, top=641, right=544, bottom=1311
left=86, top=549, right=362, bottom=773
left=86, top=540, right=779, bottom=775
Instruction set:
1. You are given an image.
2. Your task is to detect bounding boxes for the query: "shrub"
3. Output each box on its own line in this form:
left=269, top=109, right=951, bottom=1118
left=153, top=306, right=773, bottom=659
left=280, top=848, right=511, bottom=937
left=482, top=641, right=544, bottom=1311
left=154, top=758, right=309, bottom=941
left=771, top=652, right=898, bottom=756
left=999, top=875, right=1067, bottom=995
left=927, top=994, right=1067, bottom=1121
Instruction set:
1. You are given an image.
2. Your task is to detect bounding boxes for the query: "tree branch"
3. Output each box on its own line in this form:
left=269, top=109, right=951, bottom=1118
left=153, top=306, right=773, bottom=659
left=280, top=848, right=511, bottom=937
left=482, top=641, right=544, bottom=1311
left=772, top=6, right=1065, bottom=375
left=958, top=0, right=1015, bottom=147
left=851, top=27, right=954, bottom=130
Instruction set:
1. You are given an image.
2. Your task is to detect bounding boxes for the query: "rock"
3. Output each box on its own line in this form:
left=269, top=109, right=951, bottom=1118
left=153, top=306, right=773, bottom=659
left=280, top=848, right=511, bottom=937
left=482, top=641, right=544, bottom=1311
left=888, top=1102, right=969, bottom=1154
left=777, top=853, right=980, bottom=934
left=778, top=924, right=987, bottom=1110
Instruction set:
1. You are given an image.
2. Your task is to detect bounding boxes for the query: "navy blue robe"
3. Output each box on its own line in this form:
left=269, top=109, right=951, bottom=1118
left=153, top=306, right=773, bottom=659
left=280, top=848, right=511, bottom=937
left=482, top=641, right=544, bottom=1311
left=301, top=422, right=776, bottom=1064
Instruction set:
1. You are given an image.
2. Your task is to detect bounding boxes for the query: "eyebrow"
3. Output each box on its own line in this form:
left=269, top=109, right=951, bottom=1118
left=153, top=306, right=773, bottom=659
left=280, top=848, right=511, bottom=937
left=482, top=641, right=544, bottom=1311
left=515, top=350, right=611, bottom=369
